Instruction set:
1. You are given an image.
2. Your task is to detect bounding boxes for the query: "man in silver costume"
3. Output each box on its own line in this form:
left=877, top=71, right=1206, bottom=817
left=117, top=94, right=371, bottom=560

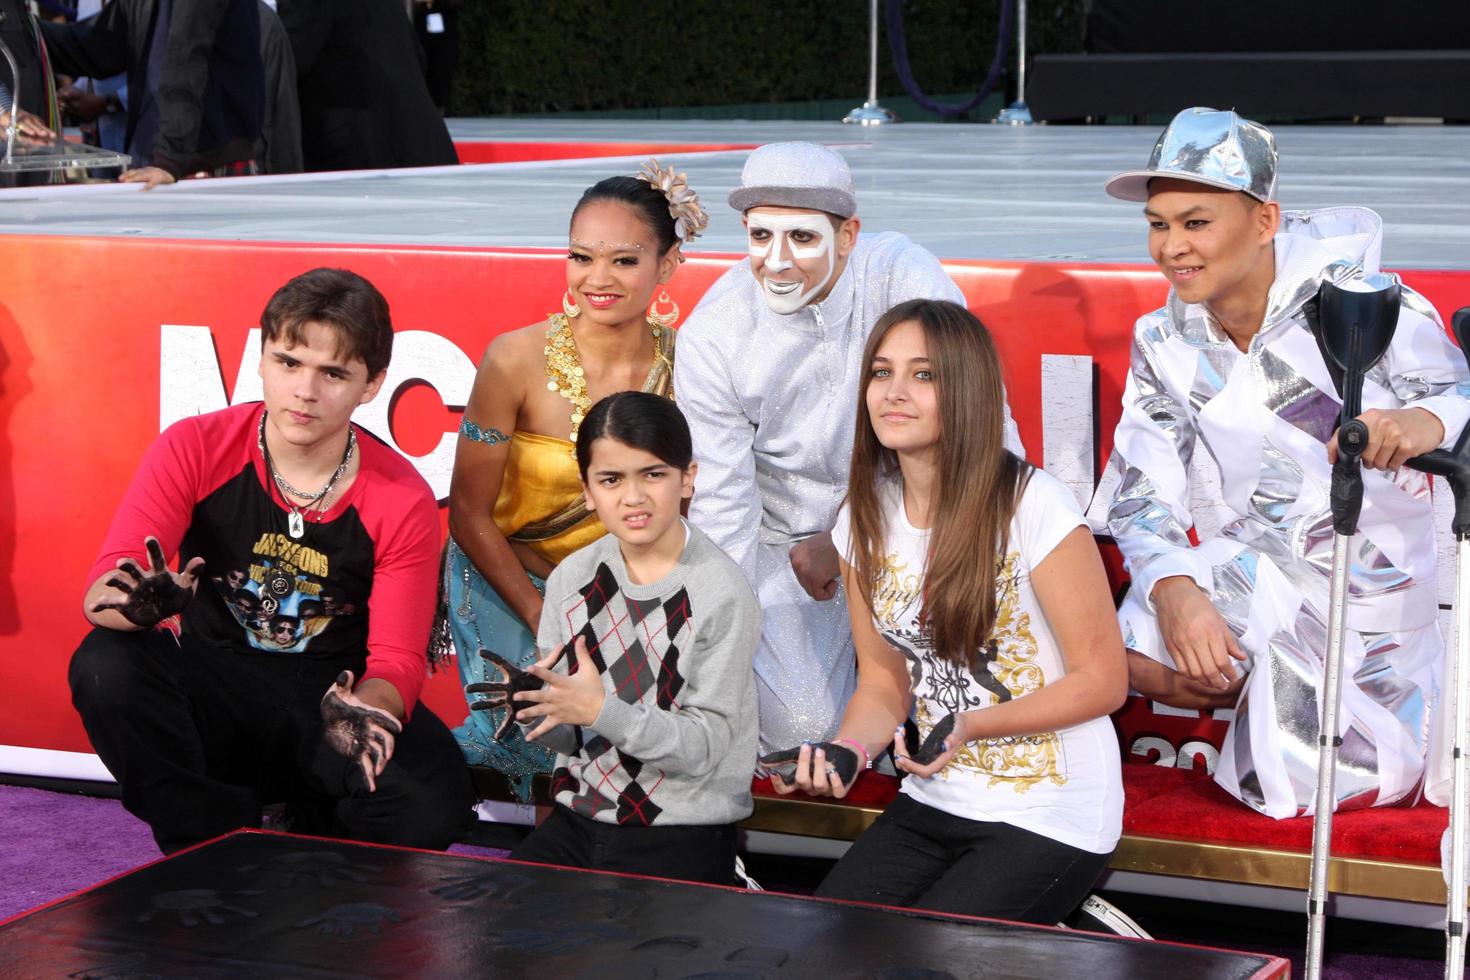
left=1103, top=107, right=1470, bottom=818
left=675, top=142, right=1023, bottom=753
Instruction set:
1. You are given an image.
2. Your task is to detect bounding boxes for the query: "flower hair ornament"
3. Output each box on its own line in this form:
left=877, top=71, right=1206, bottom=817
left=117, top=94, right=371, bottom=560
left=637, top=159, right=709, bottom=255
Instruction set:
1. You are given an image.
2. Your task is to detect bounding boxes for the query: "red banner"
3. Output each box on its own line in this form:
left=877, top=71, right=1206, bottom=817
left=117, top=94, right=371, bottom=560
left=3, top=233, right=1467, bottom=765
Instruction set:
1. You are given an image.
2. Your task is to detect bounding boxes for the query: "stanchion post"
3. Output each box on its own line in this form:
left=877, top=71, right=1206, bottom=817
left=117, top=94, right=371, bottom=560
left=994, top=0, right=1033, bottom=125
left=843, top=0, right=897, bottom=125
left=0, top=25, right=22, bottom=164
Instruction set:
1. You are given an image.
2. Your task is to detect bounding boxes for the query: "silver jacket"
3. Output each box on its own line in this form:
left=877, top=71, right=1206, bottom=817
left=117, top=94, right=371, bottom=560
left=1106, top=207, right=1470, bottom=632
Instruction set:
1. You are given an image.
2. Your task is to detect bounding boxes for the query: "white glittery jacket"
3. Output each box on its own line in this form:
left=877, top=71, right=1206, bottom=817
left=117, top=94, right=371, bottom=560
left=1108, top=207, right=1470, bottom=633
left=675, top=232, right=1023, bottom=752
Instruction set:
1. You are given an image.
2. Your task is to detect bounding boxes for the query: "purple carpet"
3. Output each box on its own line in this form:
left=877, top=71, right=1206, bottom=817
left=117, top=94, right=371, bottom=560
left=0, top=784, right=1447, bottom=977
left=0, top=784, right=506, bottom=923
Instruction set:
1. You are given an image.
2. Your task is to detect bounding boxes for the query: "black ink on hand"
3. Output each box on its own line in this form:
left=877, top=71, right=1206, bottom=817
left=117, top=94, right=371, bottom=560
left=94, top=536, right=199, bottom=627
left=759, top=742, right=860, bottom=787
left=907, top=712, right=957, bottom=766
left=466, top=648, right=549, bottom=740
left=321, top=671, right=402, bottom=791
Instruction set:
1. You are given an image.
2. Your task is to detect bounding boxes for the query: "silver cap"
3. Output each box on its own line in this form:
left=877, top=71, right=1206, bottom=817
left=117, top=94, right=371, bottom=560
left=1105, top=107, right=1278, bottom=203
left=728, top=142, right=857, bottom=218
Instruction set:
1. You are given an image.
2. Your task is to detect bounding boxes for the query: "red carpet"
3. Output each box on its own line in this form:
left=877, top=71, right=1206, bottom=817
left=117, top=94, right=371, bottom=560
left=757, top=763, right=1448, bottom=865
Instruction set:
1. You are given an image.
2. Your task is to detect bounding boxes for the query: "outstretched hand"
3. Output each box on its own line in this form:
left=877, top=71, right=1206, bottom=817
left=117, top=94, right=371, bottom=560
left=321, top=670, right=403, bottom=793
left=762, top=741, right=860, bottom=798
left=893, top=713, right=962, bottom=779
left=512, top=637, right=604, bottom=740
left=90, top=536, right=203, bottom=628
left=466, top=648, right=549, bottom=741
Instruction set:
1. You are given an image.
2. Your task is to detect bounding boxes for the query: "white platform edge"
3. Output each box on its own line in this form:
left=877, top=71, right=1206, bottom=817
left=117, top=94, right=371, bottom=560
left=1099, top=869, right=1445, bottom=930
left=0, top=745, right=114, bottom=782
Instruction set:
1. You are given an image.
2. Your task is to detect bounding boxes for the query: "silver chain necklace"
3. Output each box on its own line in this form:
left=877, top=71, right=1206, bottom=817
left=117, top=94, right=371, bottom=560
left=258, top=412, right=357, bottom=539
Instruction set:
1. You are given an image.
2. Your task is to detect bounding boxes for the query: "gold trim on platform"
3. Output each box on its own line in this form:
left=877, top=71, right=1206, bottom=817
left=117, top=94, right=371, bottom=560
left=741, top=796, right=886, bottom=840
left=1111, top=835, right=1447, bottom=905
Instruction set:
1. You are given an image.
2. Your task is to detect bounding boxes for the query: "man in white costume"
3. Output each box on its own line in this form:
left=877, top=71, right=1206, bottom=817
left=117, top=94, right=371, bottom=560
left=675, top=142, right=1023, bottom=752
left=1103, top=107, right=1470, bottom=818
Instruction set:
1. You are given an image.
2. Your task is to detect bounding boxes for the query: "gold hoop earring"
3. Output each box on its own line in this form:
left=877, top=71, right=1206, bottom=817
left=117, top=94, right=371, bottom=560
left=562, top=289, right=581, bottom=319
left=646, top=287, right=679, bottom=329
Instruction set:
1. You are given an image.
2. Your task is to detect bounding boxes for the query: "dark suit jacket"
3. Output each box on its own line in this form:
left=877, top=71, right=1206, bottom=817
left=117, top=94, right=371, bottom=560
left=277, top=0, right=457, bottom=172
left=40, top=0, right=263, bottom=176
left=258, top=0, right=302, bottom=174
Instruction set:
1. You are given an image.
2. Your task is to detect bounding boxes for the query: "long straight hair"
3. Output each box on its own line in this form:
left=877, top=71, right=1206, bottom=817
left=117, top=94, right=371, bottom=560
left=847, top=299, right=1031, bottom=670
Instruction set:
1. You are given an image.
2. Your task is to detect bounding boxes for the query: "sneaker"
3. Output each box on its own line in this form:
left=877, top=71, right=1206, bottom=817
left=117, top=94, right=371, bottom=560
left=734, top=855, right=764, bottom=892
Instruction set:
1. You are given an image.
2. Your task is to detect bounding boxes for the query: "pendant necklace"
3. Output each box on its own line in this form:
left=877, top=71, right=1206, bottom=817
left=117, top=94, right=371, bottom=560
left=258, top=413, right=356, bottom=539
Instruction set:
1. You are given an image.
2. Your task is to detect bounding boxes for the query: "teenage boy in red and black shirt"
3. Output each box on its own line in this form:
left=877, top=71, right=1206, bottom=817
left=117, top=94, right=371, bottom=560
left=72, top=267, right=475, bottom=854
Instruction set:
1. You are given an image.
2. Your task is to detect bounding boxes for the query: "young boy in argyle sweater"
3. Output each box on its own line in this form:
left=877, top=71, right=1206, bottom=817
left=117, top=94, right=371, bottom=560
left=479, top=392, right=760, bottom=885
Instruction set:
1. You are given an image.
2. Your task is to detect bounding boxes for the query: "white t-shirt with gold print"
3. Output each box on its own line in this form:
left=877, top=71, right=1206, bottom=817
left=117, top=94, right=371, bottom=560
left=834, top=469, right=1122, bottom=854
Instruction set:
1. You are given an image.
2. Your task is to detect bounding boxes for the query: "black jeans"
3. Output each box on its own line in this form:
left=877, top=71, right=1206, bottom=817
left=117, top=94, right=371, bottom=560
left=70, top=627, right=477, bottom=854
left=815, top=794, right=1112, bottom=924
left=510, top=804, right=737, bottom=886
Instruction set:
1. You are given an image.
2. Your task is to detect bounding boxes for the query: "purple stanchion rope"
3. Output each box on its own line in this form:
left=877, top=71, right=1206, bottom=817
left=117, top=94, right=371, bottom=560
left=884, top=0, right=1015, bottom=118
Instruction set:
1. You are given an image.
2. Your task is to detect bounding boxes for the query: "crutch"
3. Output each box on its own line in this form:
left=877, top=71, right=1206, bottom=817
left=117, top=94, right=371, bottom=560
left=1304, top=273, right=1404, bottom=980
left=1405, top=306, right=1470, bottom=980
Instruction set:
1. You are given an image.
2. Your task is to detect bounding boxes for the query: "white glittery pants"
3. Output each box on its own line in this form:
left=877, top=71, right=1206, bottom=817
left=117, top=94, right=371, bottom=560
left=1121, top=537, right=1441, bottom=819
left=751, top=541, right=857, bottom=755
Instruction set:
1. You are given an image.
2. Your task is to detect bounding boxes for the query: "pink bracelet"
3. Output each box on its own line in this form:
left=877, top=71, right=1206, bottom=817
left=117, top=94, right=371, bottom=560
left=832, top=737, right=872, bottom=770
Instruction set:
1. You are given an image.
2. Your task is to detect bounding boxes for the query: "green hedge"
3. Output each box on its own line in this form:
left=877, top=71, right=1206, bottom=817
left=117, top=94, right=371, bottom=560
left=452, top=0, right=1085, bottom=117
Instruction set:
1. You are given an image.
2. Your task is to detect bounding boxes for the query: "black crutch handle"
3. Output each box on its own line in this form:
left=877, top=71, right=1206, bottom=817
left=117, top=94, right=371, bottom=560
left=1315, top=277, right=1404, bottom=536
left=1337, top=418, right=1371, bottom=459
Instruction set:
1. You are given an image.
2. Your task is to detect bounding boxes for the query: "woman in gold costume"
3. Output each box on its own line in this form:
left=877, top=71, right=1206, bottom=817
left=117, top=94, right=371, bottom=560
left=444, top=163, right=707, bottom=798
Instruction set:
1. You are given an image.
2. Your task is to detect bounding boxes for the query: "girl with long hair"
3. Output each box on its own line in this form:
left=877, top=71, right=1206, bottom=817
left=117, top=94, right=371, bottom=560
left=766, top=298, right=1126, bottom=922
left=442, top=163, right=707, bottom=800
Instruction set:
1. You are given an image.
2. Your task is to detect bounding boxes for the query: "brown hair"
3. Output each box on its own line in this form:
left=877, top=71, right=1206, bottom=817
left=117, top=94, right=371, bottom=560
left=847, top=298, right=1031, bottom=670
left=260, top=268, right=394, bottom=378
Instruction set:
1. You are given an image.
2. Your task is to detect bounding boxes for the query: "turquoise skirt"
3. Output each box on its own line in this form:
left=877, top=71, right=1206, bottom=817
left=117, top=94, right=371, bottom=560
left=445, top=538, right=555, bottom=802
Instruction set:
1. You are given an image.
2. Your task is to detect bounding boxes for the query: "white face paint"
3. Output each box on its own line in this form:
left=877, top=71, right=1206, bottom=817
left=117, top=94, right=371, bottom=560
left=746, top=211, right=837, bottom=315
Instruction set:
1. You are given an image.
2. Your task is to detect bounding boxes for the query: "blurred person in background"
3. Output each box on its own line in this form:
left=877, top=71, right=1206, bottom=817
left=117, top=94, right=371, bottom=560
left=40, top=0, right=265, bottom=188
left=277, top=0, right=455, bottom=172
left=411, top=0, right=458, bottom=115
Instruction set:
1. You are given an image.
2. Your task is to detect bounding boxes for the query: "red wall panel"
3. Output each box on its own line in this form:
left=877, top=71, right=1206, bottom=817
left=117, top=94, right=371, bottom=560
left=2, top=234, right=1466, bottom=763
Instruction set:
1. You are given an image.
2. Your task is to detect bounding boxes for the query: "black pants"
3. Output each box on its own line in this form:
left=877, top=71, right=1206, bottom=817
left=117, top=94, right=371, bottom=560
left=510, top=804, right=737, bottom=886
left=815, top=794, right=1112, bottom=924
left=70, top=627, right=476, bottom=854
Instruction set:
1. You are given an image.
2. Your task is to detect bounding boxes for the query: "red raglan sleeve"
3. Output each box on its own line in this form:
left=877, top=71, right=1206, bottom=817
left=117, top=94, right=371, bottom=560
left=86, top=417, right=208, bottom=593
left=357, top=457, right=441, bottom=717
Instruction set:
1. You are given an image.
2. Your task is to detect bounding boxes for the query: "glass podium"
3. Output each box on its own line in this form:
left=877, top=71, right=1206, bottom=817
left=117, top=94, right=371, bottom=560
left=0, top=135, right=130, bottom=176
left=2, top=30, right=130, bottom=182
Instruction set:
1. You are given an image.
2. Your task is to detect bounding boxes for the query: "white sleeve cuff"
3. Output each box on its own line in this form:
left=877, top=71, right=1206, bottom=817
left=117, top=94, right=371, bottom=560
left=1133, top=550, right=1214, bottom=610
left=1412, top=394, right=1470, bottom=451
